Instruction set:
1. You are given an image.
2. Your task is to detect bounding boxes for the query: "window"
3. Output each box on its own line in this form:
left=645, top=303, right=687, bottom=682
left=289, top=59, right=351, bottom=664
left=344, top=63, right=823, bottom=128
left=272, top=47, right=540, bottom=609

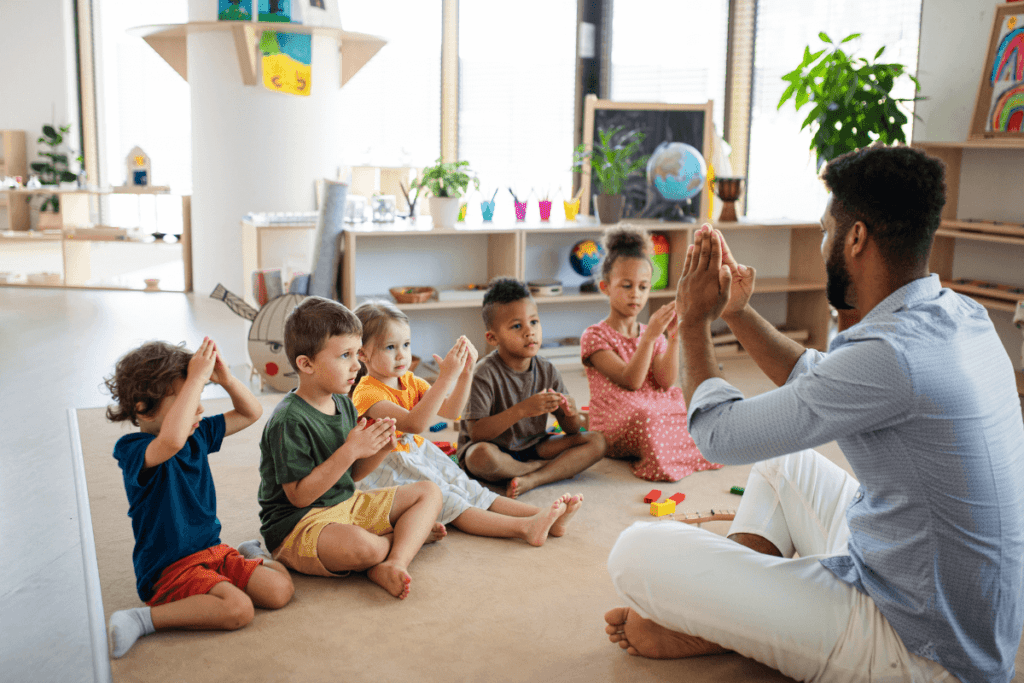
left=745, top=0, right=923, bottom=220
left=458, top=0, right=578, bottom=215
left=609, top=0, right=729, bottom=137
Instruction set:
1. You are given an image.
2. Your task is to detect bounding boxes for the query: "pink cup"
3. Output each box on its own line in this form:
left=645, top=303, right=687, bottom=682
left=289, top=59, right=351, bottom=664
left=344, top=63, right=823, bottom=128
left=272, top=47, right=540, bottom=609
left=514, top=200, right=528, bottom=221
left=538, top=200, right=552, bottom=221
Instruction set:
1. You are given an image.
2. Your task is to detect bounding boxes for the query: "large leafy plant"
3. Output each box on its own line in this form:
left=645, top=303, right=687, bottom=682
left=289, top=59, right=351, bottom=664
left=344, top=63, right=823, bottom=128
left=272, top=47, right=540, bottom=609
left=410, top=158, right=480, bottom=198
left=31, top=124, right=79, bottom=212
left=778, top=33, right=922, bottom=170
left=572, top=126, right=649, bottom=195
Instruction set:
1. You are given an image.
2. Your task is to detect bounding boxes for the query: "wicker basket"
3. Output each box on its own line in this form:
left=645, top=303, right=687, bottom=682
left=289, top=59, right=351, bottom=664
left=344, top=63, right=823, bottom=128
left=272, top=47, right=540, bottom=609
left=389, top=286, right=435, bottom=304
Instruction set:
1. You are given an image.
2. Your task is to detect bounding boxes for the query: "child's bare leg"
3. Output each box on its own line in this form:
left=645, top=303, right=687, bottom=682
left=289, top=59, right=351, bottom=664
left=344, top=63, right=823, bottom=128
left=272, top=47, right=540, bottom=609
left=487, top=493, right=582, bottom=538
left=244, top=562, right=294, bottom=609
left=151, top=581, right=256, bottom=631
left=508, top=432, right=607, bottom=498
left=464, top=442, right=545, bottom=481
left=452, top=497, right=567, bottom=546
left=317, top=523, right=393, bottom=573
left=368, top=481, right=442, bottom=599
left=549, top=493, right=584, bottom=537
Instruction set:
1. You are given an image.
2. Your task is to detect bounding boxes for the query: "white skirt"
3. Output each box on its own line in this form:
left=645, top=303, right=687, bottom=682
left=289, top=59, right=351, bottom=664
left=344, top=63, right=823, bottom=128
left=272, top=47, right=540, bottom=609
left=357, top=434, right=500, bottom=525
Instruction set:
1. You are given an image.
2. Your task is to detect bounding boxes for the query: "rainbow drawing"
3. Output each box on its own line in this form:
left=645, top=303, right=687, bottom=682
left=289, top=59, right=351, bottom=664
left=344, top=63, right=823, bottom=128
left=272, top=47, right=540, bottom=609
left=990, top=83, right=1024, bottom=132
left=990, top=23, right=1024, bottom=85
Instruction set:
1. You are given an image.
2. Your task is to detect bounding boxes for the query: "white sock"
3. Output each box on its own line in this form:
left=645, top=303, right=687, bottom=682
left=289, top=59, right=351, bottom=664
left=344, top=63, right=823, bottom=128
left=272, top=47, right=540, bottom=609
left=109, top=606, right=155, bottom=658
left=237, top=539, right=272, bottom=561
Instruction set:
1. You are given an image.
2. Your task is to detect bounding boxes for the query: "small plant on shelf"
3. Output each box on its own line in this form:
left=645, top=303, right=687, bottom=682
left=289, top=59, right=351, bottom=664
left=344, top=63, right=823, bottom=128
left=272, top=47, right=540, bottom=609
left=409, top=158, right=480, bottom=229
left=572, top=126, right=649, bottom=223
left=30, top=123, right=79, bottom=213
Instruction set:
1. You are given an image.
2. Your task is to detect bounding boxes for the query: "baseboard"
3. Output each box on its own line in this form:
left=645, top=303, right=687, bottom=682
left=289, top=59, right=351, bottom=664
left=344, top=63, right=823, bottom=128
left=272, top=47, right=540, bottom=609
left=68, top=408, right=113, bottom=683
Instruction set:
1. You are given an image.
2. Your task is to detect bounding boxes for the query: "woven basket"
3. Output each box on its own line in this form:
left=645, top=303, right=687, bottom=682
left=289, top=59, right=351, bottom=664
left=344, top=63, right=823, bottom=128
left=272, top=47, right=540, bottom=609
left=389, top=286, right=435, bottom=304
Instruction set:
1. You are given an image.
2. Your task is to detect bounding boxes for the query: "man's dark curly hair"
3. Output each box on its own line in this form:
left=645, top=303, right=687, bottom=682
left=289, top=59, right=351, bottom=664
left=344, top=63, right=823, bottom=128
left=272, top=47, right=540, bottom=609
left=821, top=144, right=946, bottom=273
left=104, top=341, right=192, bottom=426
left=482, top=277, right=532, bottom=330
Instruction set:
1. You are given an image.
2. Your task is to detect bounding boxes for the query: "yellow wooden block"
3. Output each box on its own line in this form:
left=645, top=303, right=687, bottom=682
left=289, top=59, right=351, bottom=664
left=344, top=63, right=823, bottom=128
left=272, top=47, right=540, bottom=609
left=650, top=499, right=676, bottom=517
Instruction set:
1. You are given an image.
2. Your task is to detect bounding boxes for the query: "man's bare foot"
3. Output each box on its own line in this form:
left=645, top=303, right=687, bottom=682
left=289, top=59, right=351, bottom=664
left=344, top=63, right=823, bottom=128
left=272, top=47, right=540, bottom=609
left=603, top=607, right=729, bottom=659
left=367, top=561, right=412, bottom=599
left=425, top=522, right=446, bottom=543
left=522, top=498, right=568, bottom=546
left=549, top=493, right=583, bottom=537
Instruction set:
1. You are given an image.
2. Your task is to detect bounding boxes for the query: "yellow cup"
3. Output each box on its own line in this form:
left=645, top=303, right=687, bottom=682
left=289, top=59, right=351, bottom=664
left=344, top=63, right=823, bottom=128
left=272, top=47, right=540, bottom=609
left=564, top=198, right=580, bottom=221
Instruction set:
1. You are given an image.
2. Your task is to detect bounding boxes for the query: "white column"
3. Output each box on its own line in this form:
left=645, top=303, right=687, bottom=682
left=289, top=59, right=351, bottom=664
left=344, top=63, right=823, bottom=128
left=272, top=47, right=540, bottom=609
left=187, top=1, right=344, bottom=295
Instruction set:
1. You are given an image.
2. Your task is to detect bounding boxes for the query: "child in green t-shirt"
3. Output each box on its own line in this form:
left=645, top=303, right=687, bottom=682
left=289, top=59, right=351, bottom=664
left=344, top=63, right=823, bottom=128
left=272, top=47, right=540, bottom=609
left=258, top=296, right=443, bottom=599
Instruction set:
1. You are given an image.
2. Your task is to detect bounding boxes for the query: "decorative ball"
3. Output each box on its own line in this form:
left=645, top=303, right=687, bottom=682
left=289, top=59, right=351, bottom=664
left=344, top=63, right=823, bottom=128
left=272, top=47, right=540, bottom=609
left=647, top=141, right=707, bottom=203
left=570, top=239, right=604, bottom=277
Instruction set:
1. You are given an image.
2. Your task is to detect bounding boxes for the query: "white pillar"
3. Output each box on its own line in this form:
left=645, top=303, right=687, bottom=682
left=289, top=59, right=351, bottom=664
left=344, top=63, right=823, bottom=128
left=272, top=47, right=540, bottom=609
left=188, top=1, right=344, bottom=295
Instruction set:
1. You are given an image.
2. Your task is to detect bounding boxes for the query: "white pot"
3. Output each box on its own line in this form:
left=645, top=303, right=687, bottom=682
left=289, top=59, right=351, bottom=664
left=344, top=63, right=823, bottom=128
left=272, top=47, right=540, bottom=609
left=428, top=196, right=460, bottom=229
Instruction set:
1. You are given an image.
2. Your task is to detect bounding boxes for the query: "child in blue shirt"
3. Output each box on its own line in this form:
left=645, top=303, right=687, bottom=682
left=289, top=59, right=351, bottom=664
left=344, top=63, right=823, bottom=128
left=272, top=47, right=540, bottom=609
left=104, top=337, right=294, bottom=658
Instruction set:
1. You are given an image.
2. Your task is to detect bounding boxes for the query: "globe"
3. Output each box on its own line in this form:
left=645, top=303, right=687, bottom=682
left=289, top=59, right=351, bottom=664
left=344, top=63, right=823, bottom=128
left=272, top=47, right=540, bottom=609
left=647, top=141, right=707, bottom=202
left=570, top=239, right=604, bottom=277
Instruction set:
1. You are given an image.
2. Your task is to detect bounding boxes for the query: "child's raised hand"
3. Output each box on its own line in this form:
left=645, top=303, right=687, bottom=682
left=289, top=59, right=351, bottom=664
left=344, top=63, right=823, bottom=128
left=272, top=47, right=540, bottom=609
left=643, top=303, right=678, bottom=340
left=462, top=338, right=479, bottom=375
left=348, top=416, right=397, bottom=459
left=556, top=392, right=578, bottom=417
left=434, top=336, right=470, bottom=382
left=208, top=340, right=233, bottom=386
left=187, top=337, right=217, bottom=384
left=521, top=389, right=564, bottom=418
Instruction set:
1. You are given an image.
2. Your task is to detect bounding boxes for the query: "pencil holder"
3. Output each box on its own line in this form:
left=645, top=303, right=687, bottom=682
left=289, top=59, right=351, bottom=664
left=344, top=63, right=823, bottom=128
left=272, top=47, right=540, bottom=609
left=480, top=200, right=495, bottom=221
left=564, top=198, right=580, bottom=221
left=514, top=200, right=528, bottom=221
left=457, top=203, right=467, bottom=222
left=538, top=200, right=552, bottom=221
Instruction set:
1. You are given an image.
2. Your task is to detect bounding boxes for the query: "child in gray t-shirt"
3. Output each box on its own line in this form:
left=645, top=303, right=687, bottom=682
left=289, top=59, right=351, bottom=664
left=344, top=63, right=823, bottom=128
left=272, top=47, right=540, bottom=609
left=458, top=278, right=607, bottom=498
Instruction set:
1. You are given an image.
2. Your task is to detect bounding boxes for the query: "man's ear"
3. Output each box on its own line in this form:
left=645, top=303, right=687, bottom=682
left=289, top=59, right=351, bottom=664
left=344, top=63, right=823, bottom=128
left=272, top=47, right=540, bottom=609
left=484, top=330, right=498, bottom=347
left=294, top=354, right=315, bottom=375
left=848, top=221, right=869, bottom=258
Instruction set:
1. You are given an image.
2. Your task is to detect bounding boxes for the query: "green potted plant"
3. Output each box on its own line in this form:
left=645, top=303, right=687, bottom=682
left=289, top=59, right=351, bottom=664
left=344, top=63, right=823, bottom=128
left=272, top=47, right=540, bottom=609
left=572, top=126, right=649, bottom=224
left=30, top=124, right=79, bottom=230
left=777, top=32, right=923, bottom=170
left=410, top=157, right=480, bottom=229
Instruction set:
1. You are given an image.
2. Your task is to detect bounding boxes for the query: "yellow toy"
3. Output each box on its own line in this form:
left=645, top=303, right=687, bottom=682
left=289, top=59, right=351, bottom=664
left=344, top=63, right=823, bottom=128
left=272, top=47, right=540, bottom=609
left=650, top=499, right=676, bottom=517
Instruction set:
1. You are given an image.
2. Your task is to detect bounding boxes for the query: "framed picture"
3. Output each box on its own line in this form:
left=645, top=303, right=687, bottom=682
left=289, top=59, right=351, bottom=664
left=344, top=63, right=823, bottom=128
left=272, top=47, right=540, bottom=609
left=579, top=95, right=713, bottom=220
left=969, top=2, right=1024, bottom=139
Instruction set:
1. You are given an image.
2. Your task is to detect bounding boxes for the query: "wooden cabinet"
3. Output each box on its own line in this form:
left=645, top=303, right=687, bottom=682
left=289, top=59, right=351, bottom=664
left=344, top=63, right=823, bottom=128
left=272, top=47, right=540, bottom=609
left=0, top=130, right=29, bottom=232
left=0, top=189, right=191, bottom=291
left=241, top=215, right=830, bottom=358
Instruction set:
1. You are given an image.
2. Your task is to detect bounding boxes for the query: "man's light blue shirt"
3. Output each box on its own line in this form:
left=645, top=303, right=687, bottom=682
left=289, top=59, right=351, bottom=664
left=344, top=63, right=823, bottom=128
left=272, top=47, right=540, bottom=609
left=688, top=274, right=1024, bottom=683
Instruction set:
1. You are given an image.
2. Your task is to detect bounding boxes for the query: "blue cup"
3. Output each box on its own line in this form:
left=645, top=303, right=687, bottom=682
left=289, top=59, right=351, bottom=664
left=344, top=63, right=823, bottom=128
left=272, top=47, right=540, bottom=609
left=480, top=200, right=495, bottom=221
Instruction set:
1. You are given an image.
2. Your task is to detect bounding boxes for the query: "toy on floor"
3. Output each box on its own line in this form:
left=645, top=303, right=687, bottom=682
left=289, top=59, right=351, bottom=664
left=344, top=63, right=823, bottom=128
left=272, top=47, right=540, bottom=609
left=429, top=421, right=447, bottom=432
left=667, top=492, right=686, bottom=505
left=650, top=499, right=676, bottom=517
left=643, top=489, right=662, bottom=504
left=730, top=486, right=745, bottom=495
left=677, top=508, right=737, bottom=525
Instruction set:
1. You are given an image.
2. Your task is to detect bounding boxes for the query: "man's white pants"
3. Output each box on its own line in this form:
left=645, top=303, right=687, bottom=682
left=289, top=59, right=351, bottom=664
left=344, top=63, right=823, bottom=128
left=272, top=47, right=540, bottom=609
left=607, top=449, right=956, bottom=682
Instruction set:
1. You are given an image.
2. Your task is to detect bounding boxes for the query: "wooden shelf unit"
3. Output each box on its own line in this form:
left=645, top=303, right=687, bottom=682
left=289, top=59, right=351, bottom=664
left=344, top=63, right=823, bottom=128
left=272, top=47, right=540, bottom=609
left=0, top=130, right=29, bottom=232
left=241, top=215, right=831, bottom=352
left=0, top=190, right=192, bottom=292
left=915, top=139, right=1024, bottom=316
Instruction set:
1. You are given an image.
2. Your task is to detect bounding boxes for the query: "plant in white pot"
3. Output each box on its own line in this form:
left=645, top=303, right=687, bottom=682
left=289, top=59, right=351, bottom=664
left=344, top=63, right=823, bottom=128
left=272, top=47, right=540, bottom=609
left=572, top=126, right=649, bottom=224
left=410, top=158, right=479, bottom=229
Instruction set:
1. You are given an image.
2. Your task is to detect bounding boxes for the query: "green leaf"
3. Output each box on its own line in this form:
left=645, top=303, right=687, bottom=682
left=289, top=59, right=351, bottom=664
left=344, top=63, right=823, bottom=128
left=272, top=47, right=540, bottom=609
left=778, top=82, right=798, bottom=108
left=819, top=32, right=832, bottom=44
left=841, top=33, right=862, bottom=44
left=874, top=46, right=885, bottom=59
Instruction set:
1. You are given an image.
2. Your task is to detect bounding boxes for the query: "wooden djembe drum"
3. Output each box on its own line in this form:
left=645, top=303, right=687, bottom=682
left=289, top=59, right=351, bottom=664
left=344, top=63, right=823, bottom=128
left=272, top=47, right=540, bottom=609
left=714, top=177, right=744, bottom=222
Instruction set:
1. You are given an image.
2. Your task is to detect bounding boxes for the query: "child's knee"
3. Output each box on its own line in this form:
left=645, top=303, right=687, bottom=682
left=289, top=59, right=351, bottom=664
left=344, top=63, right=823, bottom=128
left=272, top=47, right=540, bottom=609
left=265, top=571, right=295, bottom=609
left=585, top=430, right=608, bottom=455
left=464, top=443, right=500, bottom=474
left=220, top=589, right=256, bottom=629
left=345, top=534, right=390, bottom=570
left=408, top=480, right=442, bottom=507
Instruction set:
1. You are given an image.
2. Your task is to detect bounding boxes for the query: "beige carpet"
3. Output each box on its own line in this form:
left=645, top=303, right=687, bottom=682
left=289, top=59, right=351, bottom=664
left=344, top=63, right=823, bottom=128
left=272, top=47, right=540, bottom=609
left=77, top=360, right=998, bottom=683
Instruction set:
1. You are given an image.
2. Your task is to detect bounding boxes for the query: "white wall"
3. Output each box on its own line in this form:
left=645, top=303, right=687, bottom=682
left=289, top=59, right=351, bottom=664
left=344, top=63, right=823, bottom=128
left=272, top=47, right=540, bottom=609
left=0, top=0, right=79, bottom=164
left=915, top=0, right=1024, bottom=370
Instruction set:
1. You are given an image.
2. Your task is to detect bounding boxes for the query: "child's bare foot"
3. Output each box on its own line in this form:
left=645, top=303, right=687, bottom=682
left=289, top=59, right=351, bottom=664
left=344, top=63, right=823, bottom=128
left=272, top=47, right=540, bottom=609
left=506, top=468, right=543, bottom=498
left=549, top=493, right=583, bottom=537
left=603, top=607, right=729, bottom=659
left=425, top=522, right=446, bottom=543
left=522, top=498, right=568, bottom=546
left=367, top=561, right=412, bottom=599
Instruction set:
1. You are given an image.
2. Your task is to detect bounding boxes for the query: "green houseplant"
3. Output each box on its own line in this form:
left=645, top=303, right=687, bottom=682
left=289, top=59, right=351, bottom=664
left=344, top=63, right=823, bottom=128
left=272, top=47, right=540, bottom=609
left=30, top=124, right=79, bottom=230
left=572, top=126, right=649, bottom=223
left=410, top=157, right=480, bottom=229
left=777, top=32, right=922, bottom=170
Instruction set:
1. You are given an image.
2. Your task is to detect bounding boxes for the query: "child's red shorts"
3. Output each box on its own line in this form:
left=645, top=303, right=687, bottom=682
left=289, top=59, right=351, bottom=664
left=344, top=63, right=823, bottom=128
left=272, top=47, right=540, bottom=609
left=146, top=544, right=263, bottom=607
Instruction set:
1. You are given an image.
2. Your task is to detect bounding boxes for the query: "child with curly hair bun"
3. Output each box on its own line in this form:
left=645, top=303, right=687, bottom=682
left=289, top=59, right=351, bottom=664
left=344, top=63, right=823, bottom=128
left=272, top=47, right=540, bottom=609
left=581, top=226, right=721, bottom=481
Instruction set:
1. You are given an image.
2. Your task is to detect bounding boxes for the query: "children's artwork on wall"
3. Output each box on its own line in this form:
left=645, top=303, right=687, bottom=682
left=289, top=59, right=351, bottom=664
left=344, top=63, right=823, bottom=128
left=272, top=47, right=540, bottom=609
left=579, top=96, right=713, bottom=220
left=259, top=0, right=293, bottom=22
left=218, top=0, right=253, bottom=21
left=211, top=284, right=306, bottom=392
left=292, top=0, right=341, bottom=27
left=970, top=4, right=1024, bottom=138
left=260, top=31, right=312, bottom=96
left=125, top=146, right=150, bottom=187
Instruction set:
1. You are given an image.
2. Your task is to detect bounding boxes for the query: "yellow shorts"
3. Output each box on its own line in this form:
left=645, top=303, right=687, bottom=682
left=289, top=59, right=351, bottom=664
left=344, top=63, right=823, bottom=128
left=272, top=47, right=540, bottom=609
left=272, top=487, right=397, bottom=577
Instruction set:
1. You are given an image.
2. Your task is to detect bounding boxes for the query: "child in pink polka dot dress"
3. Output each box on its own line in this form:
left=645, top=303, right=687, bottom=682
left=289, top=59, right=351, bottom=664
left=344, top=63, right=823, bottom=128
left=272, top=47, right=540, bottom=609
left=581, top=226, right=721, bottom=482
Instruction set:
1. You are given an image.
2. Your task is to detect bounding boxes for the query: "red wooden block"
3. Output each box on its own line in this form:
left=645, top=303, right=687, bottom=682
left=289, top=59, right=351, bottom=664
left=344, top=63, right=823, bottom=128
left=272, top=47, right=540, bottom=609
left=668, top=493, right=686, bottom=505
left=643, top=489, right=662, bottom=504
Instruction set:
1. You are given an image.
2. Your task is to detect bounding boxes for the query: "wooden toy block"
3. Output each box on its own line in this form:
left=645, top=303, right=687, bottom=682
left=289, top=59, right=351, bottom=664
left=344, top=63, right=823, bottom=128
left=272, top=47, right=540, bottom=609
left=650, top=499, right=676, bottom=517
left=678, top=508, right=737, bottom=524
left=643, top=489, right=662, bottom=504
left=667, top=492, right=686, bottom=505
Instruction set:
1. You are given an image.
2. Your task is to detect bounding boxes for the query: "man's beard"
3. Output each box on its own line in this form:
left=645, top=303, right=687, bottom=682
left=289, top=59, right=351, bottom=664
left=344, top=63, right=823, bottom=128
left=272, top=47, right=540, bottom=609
left=825, top=237, right=855, bottom=310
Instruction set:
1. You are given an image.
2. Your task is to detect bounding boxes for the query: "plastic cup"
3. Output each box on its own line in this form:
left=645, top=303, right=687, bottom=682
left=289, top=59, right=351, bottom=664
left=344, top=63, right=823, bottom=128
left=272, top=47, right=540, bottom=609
left=480, top=200, right=495, bottom=221
left=564, top=198, right=580, bottom=221
left=538, top=200, right=552, bottom=221
left=514, top=200, right=528, bottom=221
left=457, top=203, right=467, bottom=222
